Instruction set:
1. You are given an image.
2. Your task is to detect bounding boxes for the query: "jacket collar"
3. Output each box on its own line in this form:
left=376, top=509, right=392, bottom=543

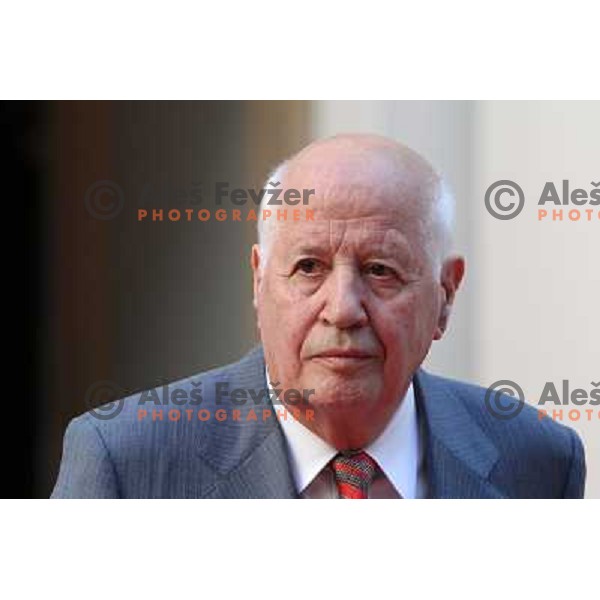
left=413, top=368, right=504, bottom=498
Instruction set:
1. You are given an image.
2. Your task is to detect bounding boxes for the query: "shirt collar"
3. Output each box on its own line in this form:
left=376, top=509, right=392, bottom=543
left=266, top=368, right=421, bottom=498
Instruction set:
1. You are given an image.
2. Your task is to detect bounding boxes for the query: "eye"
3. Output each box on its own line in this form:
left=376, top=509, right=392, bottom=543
left=294, top=258, right=324, bottom=276
left=364, top=262, right=397, bottom=279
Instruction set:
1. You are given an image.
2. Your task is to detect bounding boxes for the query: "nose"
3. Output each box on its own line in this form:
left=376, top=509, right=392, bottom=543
left=319, top=265, right=368, bottom=330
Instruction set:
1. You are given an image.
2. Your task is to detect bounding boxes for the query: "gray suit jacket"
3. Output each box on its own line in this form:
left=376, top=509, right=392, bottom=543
left=51, top=345, right=586, bottom=498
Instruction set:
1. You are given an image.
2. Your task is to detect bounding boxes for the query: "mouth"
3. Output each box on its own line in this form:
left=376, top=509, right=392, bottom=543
left=311, top=349, right=378, bottom=371
left=315, top=349, right=375, bottom=359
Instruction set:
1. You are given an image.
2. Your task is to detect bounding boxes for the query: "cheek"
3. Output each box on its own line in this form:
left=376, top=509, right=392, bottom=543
left=257, top=277, right=317, bottom=362
left=372, top=287, right=439, bottom=360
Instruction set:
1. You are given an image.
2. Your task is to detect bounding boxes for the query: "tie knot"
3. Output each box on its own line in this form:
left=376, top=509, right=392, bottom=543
left=331, top=451, right=378, bottom=499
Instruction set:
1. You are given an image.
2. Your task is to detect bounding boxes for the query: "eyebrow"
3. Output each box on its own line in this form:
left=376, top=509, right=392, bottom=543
left=285, top=239, right=412, bottom=260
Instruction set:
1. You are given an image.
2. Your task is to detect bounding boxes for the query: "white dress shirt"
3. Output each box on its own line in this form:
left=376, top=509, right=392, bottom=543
left=266, top=369, right=428, bottom=499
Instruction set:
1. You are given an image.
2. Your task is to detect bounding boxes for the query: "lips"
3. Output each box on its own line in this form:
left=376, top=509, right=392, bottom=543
left=315, top=348, right=375, bottom=359
left=310, top=349, right=377, bottom=373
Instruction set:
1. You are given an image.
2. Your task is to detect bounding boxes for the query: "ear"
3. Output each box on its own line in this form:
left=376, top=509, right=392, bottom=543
left=250, top=244, right=262, bottom=311
left=433, top=255, right=465, bottom=341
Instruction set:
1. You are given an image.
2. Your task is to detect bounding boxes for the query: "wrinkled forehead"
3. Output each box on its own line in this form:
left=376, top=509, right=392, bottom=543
left=271, top=156, right=437, bottom=260
left=274, top=216, right=423, bottom=265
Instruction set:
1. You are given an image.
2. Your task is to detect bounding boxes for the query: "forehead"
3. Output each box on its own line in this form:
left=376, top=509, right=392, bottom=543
left=275, top=218, right=418, bottom=264
left=271, top=175, right=433, bottom=260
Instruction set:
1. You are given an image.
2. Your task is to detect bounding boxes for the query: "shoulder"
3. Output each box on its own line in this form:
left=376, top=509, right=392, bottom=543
left=74, top=347, right=260, bottom=444
left=419, top=370, right=581, bottom=455
left=52, top=346, right=266, bottom=497
left=416, top=369, right=586, bottom=497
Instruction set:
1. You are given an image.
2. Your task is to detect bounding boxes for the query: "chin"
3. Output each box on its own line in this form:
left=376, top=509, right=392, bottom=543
left=305, top=374, right=382, bottom=412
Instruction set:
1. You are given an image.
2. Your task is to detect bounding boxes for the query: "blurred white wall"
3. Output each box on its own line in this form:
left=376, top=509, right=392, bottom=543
left=311, top=101, right=599, bottom=498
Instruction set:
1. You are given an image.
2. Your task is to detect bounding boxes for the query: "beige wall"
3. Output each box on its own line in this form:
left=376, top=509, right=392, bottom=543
left=312, top=101, right=599, bottom=498
left=473, top=101, right=599, bottom=498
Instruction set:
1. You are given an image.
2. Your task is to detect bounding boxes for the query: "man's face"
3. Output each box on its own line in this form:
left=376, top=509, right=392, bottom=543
left=252, top=149, right=461, bottom=448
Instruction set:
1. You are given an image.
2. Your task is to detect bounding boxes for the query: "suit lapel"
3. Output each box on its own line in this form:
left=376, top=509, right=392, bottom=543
left=414, top=369, right=505, bottom=498
left=197, top=346, right=298, bottom=499
left=201, top=426, right=298, bottom=499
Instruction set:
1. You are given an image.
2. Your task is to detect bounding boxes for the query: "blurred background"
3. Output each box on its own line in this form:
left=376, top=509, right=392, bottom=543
left=17, top=100, right=599, bottom=498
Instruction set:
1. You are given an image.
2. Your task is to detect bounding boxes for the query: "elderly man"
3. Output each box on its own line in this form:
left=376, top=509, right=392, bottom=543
left=51, top=134, right=586, bottom=499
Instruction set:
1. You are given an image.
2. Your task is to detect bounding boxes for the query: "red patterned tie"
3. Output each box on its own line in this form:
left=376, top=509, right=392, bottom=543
left=331, top=451, right=378, bottom=499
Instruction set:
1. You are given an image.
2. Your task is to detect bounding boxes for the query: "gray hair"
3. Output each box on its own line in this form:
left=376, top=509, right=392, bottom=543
left=257, top=161, right=288, bottom=266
